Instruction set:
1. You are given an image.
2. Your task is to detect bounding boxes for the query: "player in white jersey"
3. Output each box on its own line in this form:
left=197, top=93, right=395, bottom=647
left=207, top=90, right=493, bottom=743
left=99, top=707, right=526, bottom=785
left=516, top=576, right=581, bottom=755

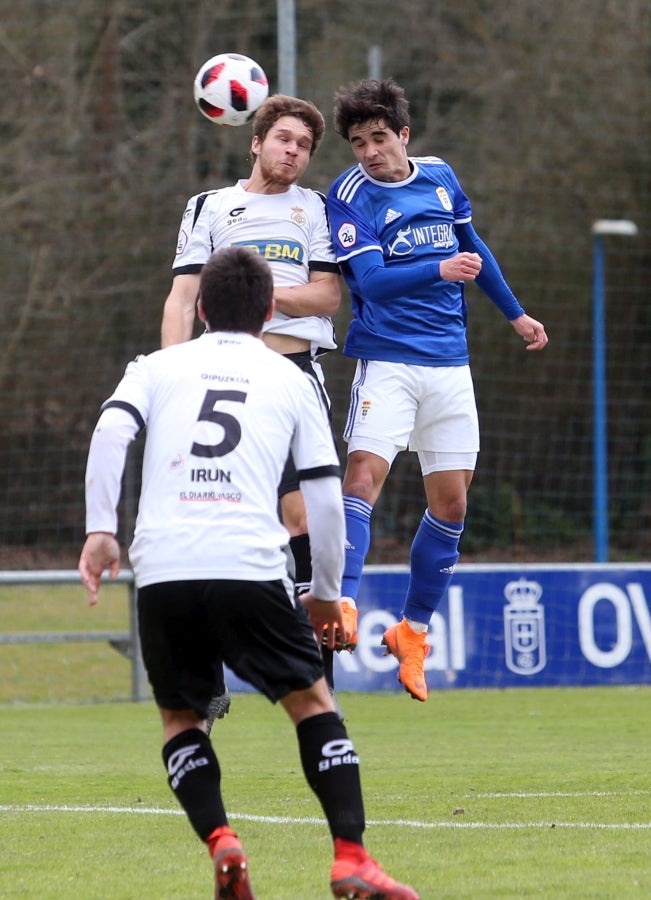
left=171, top=182, right=337, bottom=356
left=161, top=94, right=349, bottom=715
left=78, top=247, right=419, bottom=900
left=326, top=79, right=548, bottom=703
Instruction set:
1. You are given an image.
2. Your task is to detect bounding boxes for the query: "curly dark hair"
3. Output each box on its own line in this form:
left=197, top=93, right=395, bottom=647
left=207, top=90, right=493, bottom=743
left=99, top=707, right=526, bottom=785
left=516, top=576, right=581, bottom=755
left=333, top=78, right=410, bottom=140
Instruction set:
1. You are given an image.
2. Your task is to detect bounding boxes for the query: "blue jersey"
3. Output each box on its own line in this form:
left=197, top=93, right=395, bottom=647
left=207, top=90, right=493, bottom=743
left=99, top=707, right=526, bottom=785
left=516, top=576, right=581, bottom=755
left=327, top=157, right=474, bottom=366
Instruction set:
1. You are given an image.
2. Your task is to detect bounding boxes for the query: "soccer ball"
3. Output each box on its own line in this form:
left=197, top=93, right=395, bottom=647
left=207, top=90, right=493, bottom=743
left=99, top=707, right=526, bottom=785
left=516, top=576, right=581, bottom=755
left=193, top=53, right=269, bottom=126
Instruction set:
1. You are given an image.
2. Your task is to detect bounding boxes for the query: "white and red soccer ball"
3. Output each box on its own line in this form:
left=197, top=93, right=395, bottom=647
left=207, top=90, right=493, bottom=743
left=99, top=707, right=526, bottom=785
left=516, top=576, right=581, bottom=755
left=193, top=53, right=269, bottom=126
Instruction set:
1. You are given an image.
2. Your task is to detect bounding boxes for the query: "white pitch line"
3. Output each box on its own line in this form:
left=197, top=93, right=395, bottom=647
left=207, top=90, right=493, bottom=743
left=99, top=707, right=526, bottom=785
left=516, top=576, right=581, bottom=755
left=470, top=790, right=651, bottom=798
left=0, top=805, right=649, bottom=829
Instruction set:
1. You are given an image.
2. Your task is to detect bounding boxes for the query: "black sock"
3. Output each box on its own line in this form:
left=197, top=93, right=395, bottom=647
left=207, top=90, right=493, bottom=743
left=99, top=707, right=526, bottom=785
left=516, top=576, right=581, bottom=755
left=321, top=644, right=336, bottom=691
left=162, top=728, right=227, bottom=841
left=289, top=532, right=312, bottom=595
left=290, top=532, right=336, bottom=690
left=297, top=712, right=365, bottom=843
left=213, top=664, right=226, bottom=695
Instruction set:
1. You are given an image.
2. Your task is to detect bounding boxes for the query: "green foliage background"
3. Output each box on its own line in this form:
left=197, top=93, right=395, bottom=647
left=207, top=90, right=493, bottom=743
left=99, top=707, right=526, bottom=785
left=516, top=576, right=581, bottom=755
left=1, top=0, right=650, bottom=565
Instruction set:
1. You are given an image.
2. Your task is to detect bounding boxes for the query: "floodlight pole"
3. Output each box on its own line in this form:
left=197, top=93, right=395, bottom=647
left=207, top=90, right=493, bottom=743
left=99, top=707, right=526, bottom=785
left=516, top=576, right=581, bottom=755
left=368, top=45, right=383, bottom=79
left=590, top=219, right=638, bottom=562
left=277, top=0, right=297, bottom=96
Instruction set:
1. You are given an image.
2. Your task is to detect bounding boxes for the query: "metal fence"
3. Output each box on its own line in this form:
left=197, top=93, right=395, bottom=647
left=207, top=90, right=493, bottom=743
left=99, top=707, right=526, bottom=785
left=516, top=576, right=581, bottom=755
left=0, top=569, right=148, bottom=701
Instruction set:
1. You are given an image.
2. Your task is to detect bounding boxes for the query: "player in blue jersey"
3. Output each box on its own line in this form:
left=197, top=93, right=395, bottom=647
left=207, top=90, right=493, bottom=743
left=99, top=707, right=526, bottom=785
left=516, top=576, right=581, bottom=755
left=326, top=78, right=548, bottom=702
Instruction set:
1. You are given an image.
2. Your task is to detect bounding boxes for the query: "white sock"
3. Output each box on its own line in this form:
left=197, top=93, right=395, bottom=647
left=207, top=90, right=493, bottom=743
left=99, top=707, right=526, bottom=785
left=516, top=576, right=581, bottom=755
left=405, top=617, right=428, bottom=634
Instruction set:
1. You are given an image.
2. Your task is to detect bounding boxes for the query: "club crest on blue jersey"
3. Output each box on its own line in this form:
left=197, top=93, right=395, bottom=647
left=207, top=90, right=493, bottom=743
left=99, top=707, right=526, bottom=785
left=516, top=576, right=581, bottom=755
left=436, top=186, right=453, bottom=210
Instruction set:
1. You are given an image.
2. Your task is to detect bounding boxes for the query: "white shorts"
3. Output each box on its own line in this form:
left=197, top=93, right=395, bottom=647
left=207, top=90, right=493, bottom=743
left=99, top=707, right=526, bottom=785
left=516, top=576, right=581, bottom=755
left=344, top=360, right=479, bottom=471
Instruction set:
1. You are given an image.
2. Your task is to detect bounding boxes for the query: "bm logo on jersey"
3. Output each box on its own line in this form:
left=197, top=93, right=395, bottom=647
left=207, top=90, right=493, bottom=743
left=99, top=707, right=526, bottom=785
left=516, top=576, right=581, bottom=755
left=234, top=239, right=304, bottom=265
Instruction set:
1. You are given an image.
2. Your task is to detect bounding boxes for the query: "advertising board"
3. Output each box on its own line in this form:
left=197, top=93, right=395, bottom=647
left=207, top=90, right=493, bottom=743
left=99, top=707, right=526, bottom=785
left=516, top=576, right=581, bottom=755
left=226, top=564, right=651, bottom=692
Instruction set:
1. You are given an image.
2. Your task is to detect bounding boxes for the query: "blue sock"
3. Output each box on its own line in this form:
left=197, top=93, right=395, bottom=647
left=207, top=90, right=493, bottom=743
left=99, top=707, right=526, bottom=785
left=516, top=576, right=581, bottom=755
left=341, top=495, right=373, bottom=600
left=403, top=510, right=464, bottom=623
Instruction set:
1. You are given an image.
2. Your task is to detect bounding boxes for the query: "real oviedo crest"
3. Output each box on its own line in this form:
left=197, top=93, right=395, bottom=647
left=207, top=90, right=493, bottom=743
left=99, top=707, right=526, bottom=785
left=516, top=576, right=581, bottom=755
left=503, top=578, right=547, bottom=675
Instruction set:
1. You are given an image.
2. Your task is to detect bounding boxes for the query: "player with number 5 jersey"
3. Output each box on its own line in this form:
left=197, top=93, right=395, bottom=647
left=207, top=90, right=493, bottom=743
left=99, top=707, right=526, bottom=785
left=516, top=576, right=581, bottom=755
left=79, top=246, right=420, bottom=900
left=96, top=286, right=339, bottom=592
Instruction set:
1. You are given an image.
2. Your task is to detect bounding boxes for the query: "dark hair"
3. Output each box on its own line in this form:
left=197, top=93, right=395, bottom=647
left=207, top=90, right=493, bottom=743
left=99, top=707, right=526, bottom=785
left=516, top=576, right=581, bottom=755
left=333, top=78, right=410, bottom=140
left=199, top=246, right=273, bottom=334
left=252, top=93, right=325, bottom=156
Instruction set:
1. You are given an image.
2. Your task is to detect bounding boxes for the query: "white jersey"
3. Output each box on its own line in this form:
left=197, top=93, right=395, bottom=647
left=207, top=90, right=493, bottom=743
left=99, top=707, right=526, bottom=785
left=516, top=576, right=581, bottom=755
left=84, top=332, right=343, bottom=592
left=173, top=181, right=338, bottom=355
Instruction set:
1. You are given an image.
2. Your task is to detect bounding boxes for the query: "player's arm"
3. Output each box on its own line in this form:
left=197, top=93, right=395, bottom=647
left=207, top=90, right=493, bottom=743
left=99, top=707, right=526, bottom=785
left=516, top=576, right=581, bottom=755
left=161, top=273, right=201, bottom=347
left=272, top=267, right=341, bottom=319
left=79, top=409, right=134, bottom=605
left=78, top=533, right=121, bottom=607
left=84, top=405, right=142, bottom=537
left=345, top=246, right=482, bottom=302
left=456, top=221, right=548, bottom=349
left=328, top=195, right=479, bottom=301
left=298, top=475, right=346, bottom=647
left=300, top=474, right=344, bottom=601
left=290, top=373, right=344, bottom=600
left=289, top=372, right=346, bottom=642
left=455, top=221, right=524, bottom=319
left=508, top=313, right=548, bottom=350
left=79, top=383, right=146, bottom=604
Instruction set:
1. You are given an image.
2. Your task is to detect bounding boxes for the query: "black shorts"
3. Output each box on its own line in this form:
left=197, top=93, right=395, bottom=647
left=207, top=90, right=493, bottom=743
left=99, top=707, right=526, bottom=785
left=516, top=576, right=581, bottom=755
left=278, top=351, right=337, bottom=498
left=137, top=578, right=324, bottom=716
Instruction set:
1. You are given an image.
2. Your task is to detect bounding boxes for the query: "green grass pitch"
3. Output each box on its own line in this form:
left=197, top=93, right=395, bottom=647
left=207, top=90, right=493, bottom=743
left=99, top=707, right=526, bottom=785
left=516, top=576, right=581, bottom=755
left=0, top=688, right=649, bottom=899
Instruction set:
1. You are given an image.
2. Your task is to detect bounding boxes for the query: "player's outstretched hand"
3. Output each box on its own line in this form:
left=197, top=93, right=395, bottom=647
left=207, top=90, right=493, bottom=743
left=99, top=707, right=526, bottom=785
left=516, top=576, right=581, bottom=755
left=78, top=532, right=121, bottom=606
left=510, top=313, right=549, bottom=351
left=299, top=593, right=345, bottom=650
left=440, top=252, right=482, bottom=282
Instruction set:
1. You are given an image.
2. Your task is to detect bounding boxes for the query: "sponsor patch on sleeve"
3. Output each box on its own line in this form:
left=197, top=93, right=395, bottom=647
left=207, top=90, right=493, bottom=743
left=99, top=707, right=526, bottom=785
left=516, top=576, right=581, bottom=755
left=176, top=229, right=188, bottom=255
left=337, top=222, right=357, bottom=249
